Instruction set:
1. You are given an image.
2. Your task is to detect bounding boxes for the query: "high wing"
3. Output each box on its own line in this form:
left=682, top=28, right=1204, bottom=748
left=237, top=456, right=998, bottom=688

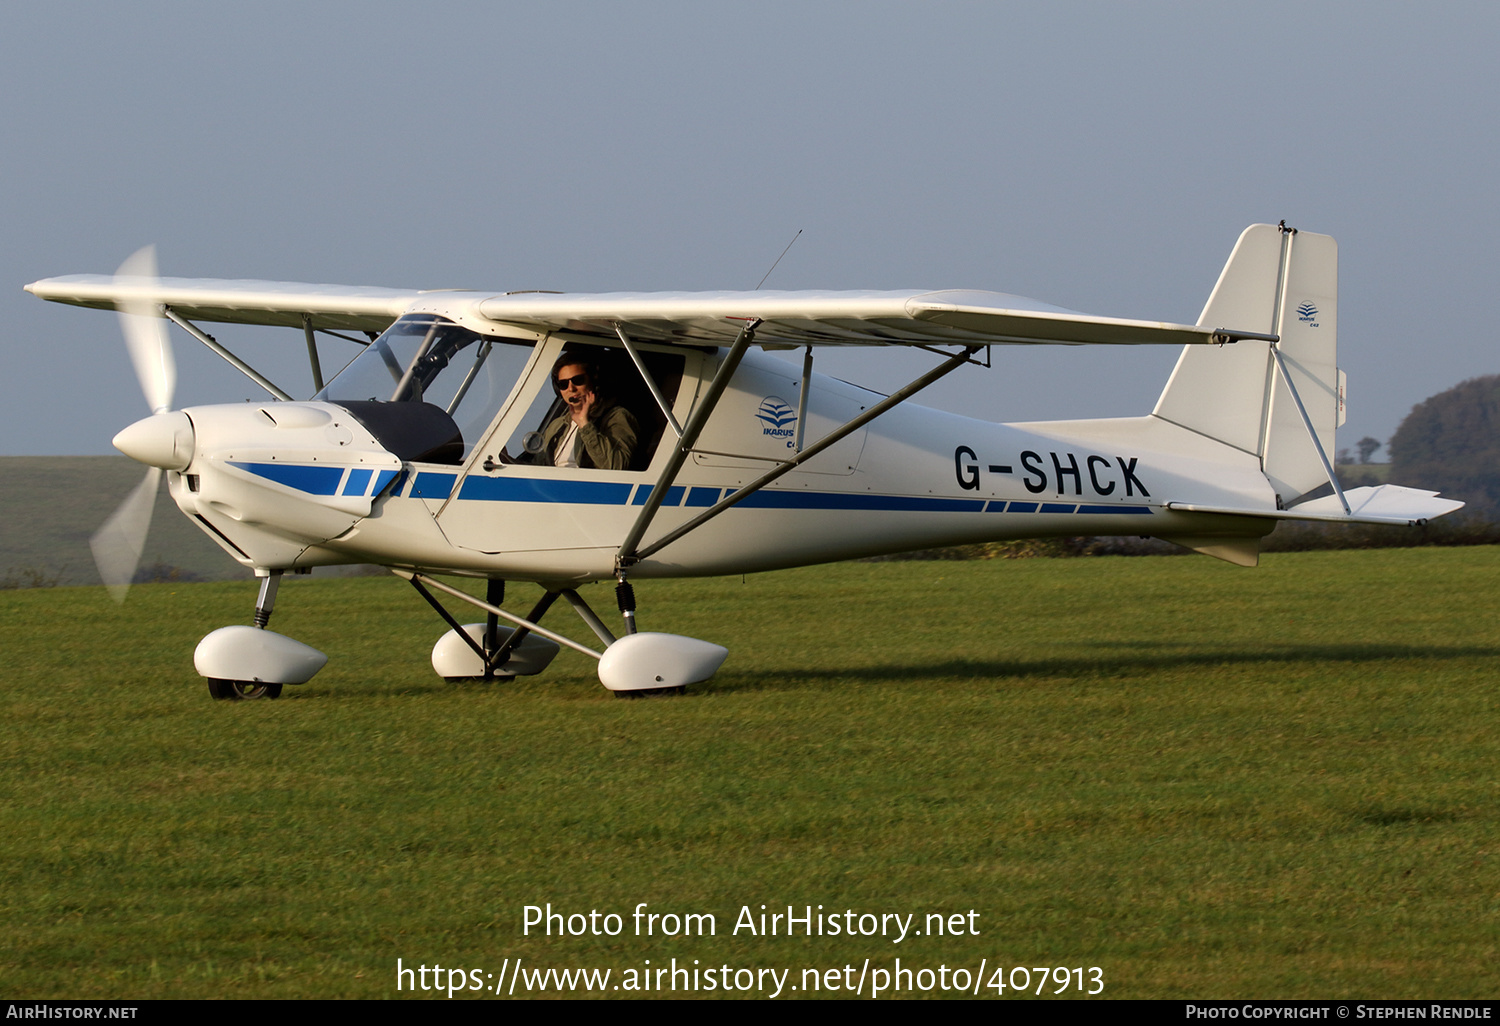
left=24, top=274, right=437, bottom=332
left=26, top=274, right=1265, bottom=348
left=475, top=289, right=1262, bottom=348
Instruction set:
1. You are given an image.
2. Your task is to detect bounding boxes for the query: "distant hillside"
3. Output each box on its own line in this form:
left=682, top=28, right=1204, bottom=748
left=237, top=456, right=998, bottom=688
left=1388, top=374, right=1500, bottom=519
left=0, top=457, right=252, bottom=587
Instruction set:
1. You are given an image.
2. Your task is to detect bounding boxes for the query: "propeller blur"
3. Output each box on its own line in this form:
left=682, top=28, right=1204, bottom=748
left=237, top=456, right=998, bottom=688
left=90, top=246, right=178, bottom=602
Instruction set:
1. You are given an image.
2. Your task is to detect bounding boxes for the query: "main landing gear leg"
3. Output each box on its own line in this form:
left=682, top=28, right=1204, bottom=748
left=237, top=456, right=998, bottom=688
left=400, top=571, right=726, bottom=696
left=416, top=577, right=567, bottom=682
left=480, top=589, right=560, bottom=679
left=607, top=574, right=683, bottom=697
left=615, top=575, right=638, bottom=636
left=482, top=578, right=505, bottom=680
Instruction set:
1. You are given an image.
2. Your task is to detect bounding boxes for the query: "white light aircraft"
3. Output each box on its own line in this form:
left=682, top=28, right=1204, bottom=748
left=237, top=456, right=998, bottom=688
left=26, top=223, right=1462, bottom=700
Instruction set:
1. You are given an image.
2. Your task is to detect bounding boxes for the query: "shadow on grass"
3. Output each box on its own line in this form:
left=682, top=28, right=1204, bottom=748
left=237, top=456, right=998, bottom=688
left=229, top=642, right=1498, bottom=704
left=703, top=642, right=1500, bottom=694
left=1352, top=805, right=1464, bottom=826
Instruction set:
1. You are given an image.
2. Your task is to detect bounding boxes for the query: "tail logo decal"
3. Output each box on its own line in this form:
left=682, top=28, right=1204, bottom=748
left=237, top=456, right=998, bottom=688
left=1296, top=302, right=1321, bottom=326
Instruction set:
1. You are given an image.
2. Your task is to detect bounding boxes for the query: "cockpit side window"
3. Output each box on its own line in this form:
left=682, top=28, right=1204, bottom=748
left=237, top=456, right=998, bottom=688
left=500, top=343, right=684, bottom=472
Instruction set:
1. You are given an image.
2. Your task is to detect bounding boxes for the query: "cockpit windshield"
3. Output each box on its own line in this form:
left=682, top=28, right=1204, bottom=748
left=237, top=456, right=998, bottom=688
left=316, top=315, right=535, bottom=458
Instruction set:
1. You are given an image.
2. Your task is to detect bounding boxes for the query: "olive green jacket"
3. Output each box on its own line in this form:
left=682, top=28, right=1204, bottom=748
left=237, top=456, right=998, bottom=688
left=538, top=401, right=639, bottom=470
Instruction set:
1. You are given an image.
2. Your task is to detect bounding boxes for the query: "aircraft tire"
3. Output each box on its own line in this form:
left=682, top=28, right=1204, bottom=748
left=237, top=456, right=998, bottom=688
left=206, top=678, right=284, bottom=700
left=614, top=685, right=686, bottom=699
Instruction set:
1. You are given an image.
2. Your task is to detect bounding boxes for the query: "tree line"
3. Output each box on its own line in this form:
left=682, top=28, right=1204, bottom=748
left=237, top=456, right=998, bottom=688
left=1385, top=373, right=1500, bottom=520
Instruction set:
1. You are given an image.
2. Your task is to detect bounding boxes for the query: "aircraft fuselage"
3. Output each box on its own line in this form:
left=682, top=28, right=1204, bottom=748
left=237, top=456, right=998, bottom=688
left=163, top=346, right=1277, bottom=583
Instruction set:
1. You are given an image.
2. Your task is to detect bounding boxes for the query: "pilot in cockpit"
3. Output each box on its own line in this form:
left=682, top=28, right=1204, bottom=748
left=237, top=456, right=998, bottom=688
left=533, top=350, right=639, bottom=470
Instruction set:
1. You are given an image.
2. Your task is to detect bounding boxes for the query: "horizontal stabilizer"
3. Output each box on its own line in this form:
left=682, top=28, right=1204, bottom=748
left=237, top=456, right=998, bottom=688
left=1167, top=484, right=1465, bottom=527
left=1289, top=484, right=1465, bottom=524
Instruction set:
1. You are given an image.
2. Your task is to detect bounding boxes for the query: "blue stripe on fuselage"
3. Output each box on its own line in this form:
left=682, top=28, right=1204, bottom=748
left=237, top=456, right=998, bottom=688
left=736, top=491, right=986, bottom=513
left=342, top=468, right=373, bottom=496
left=229, top=462, right=344, bottom=495
left=227, top=463, right=1155, bottom=518
left=458, top=476, right=634, bottom=505
left=411, top=472, right=458, bottom=499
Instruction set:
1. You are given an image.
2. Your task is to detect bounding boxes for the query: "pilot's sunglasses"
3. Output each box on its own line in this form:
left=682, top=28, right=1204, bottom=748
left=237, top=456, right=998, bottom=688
left=556, top=373, right=589, bottom=389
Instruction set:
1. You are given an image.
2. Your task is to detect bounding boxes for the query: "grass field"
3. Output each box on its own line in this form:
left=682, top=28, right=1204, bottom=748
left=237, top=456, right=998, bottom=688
left=2, top=548, right=1496, bottom=999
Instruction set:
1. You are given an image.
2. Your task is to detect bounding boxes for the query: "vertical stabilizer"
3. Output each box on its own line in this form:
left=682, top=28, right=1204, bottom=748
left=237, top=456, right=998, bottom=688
left=1153, top=224, right=1339, bottom=505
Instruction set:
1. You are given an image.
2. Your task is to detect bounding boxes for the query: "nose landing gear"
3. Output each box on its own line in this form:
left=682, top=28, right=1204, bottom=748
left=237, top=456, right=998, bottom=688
left=194, top=570, right=328, bottom=701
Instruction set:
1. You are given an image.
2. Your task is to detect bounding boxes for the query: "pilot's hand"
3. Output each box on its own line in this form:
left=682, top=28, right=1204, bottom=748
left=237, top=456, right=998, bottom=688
left=569, top=389, right=597, bottom=426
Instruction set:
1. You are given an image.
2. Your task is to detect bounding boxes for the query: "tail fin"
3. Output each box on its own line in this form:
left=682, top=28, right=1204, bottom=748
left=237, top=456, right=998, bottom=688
left=1153, top=224, right=1341, bottom=506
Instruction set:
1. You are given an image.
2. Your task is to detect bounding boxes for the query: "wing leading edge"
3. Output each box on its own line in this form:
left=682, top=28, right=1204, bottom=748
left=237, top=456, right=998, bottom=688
left=475, top=289, right=1237, bottom=348
left=27, top=275, right=1250, bottom=348
left=25, top=275, right=434, bottom=332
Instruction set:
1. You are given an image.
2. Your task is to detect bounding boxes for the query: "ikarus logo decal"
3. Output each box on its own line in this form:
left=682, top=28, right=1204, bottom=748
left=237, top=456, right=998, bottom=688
left=1296, top=302, right=1320, bottom=327
left=756, top=396, right=797, bottom=446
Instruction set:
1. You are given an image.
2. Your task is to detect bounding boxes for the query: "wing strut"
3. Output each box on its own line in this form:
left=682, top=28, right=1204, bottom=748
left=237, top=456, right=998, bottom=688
left=394, top=570, right=604, bottom=660
left=615, top=319, right=761, bottom=568
left=794, top=345, right=813, bottom=451
left=162, top=306, right=294, bottom=401
left=622, top=343, right=982, bottom=567
left=613, top=324, right=683, bottom=439
left=301, top=314, right=326, bottom=393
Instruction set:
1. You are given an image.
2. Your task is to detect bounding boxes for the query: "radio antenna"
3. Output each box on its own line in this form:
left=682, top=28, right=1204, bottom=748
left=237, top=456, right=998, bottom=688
left=755, top=229, right=803, bottom=290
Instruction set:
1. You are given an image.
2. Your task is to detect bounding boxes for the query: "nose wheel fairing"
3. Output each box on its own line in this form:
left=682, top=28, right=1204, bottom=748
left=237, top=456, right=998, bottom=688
left=193, top=572, right=328, bottom=700
left=194, top=626, right=328, bottom=698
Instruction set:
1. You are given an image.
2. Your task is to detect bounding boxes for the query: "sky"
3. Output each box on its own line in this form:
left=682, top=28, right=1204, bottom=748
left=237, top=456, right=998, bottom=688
left=4, top=1, right=1498, bottom=458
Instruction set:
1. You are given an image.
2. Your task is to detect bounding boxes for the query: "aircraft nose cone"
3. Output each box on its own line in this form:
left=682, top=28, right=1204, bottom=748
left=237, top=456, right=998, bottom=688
left=113, top=411, right=194, bottom=470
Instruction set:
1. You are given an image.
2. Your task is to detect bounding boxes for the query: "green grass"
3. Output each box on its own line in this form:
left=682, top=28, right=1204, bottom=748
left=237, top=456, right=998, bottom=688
left=2, top=549, right=1497, bottom=999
